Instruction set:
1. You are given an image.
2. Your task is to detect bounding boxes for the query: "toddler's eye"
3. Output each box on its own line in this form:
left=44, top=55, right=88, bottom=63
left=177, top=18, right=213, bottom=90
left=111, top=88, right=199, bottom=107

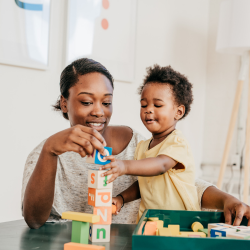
left=103, top=102, right=112, bottom=107
left=141, top=105, right=147, bottom=108
left=154, top=105, right=162, bottom=108
left=81, top=102, right=92, bottom=106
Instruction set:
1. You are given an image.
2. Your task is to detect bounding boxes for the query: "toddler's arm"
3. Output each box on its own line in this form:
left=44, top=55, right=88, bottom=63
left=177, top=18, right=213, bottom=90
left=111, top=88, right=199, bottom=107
left=112, top=181, right=141, bottom=214
left=100, top=154, right=179, bottom=183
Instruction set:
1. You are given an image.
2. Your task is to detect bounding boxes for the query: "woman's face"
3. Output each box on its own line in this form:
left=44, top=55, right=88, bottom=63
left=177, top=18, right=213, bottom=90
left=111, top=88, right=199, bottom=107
left=63, top=72, right=113, bottom=134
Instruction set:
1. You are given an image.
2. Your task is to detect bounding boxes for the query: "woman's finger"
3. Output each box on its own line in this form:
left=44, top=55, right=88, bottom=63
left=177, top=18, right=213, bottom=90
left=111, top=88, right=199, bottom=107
left=233, top=204, right=245, bottom=226
left=224, top=208, right=232, bottom=225
left=69, top=134, right=94, bottom=155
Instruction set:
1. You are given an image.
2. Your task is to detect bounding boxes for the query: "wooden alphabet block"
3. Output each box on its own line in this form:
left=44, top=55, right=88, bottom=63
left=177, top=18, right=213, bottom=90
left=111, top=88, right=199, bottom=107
left=210, top=226, right=236, bottom=238
left=191, top=222, right=204, bottom=232
left=208, top=223, right=232, bottom=237
left=89, top=224, right=110, bottom=242
left=61, top=211, right=100, bottom=223
left=88, top=188, right=112, bottom=207
left=88, top=170, right=113, bottom=189
left=227, top=230, right=250, bottom=239
left=64, top=242, right=105, bottom=250
left=168, top=225, right=180, bottom=236
left=86, top=147, right=112, bottom=165
left=144, top=221, right=158, bottom=235
left=158, top=228, right=172, bottom=236
left=93, top=207, right=112, bottom=225
left=71, top=221, right=89, bottom=244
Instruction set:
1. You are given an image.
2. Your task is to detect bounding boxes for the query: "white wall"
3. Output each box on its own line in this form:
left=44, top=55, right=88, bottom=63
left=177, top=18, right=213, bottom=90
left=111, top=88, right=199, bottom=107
left=0, top=0, right=209, bottom=222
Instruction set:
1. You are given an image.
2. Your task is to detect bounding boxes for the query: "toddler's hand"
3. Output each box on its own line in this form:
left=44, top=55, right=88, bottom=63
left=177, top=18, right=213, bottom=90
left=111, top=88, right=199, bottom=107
left=99, top=156, right=126, bottom=183
left=112, top=196, right=123, bottom=215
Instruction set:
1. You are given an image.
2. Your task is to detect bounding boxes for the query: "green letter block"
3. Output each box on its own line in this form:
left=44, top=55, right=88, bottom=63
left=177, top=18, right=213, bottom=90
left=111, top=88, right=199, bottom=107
left=71, top=221, right=89, bottom=244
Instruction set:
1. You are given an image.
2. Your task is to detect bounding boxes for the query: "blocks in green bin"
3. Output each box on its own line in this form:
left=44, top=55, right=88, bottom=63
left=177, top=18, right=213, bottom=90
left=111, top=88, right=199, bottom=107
left=71, top=221, right=89, bottom=244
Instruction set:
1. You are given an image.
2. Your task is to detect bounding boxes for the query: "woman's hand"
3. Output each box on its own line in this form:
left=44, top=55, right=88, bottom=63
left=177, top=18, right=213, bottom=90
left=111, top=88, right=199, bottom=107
left=99, top=156, right=127, bottom=183
left=112, top=196, right=123, bottom=215
left=223, top=195, right=250, bottom=226
left=45, top=124, right=106, bottom=157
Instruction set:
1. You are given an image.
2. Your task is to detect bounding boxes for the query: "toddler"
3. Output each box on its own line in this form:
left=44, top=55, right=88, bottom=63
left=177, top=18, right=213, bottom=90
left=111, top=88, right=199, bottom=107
left=100, top=65, right=200, bottom=221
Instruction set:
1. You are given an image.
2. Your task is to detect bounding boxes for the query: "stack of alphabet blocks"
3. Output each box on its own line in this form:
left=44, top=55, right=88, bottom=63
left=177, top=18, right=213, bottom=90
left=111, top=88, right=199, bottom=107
left=87, top=146, right=113, bottom=242
left=62, top=147, right=114, bottom=250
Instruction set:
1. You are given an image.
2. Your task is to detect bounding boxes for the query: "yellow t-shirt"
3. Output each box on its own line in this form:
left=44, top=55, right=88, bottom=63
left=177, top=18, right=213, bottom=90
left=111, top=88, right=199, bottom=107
left=135, top=129, right=200, bottom=222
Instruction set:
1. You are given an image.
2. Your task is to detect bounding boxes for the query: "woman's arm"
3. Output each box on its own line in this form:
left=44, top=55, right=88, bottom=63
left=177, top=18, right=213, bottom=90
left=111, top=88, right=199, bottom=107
left=100, top=154, right=178, bottom=183
left=23, top=125, right=106, bottom=229
left=201, top=186, right=250, bottom=226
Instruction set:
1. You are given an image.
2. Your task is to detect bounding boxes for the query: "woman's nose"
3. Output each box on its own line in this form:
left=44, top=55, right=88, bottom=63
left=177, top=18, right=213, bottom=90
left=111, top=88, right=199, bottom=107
left=91, top=104, right=104, bottom=117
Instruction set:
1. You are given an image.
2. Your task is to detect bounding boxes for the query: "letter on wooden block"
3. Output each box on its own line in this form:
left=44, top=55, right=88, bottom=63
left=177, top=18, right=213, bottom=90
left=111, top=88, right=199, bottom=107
left=168, top=225, right=180, bottom=236
left=64, top=242, right=105, bottom=250
left=93, top=207, right=112, bottom=225
left=210, top=226, right=236, bottom=238
left=88, top=170, right=113, bottom=189
left=227, top=230, right=250, bottom=239
left=71, top=221, right=89, bottom=244
left=85, top=147, right=112, bottom=165
left=88, top=188, right=112, bottom=207
left=61, top=211, right=100, bottom=223
left=89, top=223, right=110, bottom=242
left=208, top=223, right=232, bottom=237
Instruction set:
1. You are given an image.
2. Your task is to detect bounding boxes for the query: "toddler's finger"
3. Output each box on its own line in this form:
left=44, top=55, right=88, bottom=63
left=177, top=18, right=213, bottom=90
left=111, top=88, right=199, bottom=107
left=103, top=155, right=115, bottom=161
left=99, top=163, right=112, bottom=171
left=107, top=174, right=118, bottom=184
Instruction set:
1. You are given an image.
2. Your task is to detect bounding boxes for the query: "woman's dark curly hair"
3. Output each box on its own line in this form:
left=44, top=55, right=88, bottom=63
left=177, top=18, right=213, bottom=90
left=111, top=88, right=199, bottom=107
left=53, top=58, right=114, bottom=120
left=138, top=65, right=193, bottom=119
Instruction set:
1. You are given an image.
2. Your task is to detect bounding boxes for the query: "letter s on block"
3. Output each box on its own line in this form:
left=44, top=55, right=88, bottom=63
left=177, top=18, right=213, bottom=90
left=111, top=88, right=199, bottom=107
left=99, top=192, right=111, bottom=203
left=91, top=173, right=95, bottom=184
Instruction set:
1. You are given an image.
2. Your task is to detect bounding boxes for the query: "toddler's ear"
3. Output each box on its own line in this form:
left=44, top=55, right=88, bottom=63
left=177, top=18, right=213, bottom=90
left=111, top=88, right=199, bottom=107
left=175, top=105, right=185, bottom=120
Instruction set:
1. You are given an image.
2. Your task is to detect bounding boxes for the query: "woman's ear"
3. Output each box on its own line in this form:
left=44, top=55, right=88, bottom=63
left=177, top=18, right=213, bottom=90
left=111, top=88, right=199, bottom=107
left=60, top=95, right=68, bottom=113
left=175, top=105, right=185, bottom=120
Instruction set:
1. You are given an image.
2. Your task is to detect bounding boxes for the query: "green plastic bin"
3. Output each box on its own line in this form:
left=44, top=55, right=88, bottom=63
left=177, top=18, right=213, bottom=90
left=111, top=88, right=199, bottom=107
left=132, top=209, right=250, bottom=250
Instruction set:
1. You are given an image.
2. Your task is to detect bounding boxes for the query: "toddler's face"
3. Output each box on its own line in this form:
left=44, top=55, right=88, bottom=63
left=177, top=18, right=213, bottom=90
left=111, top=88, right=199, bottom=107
left=140, top=83, right=181, bottom=135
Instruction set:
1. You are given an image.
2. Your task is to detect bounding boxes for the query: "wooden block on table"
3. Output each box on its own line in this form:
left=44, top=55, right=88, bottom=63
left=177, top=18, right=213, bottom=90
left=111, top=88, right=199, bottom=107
left=168, top=225, right=180, bottom=236
left=86, top=147, right=112, bottom=165
left=148, top=217, right=159, bottom=221
left=88, top=188, right=112, bottom=207
left=158, top=228, right=172, bottom=236
left=88, top=170, right=113, bottom=189
left=210, top=226, right=236, bottom=238
left=89, top=224, right=110, bottom=242
left=64, top=242, right=105, bottom=250
left=179, top=232, right=206, bottom=238
left=191, top=222, right=204, bottom=232
left=208, top=223, right=232, bottom=237
left=62, top=211, right=100, bottom=223
left=71, top=221, right=89, bottom=244
left=198, top=228, right=208, bottom=236
left=144, top=221, right=158, bottom=235
left=156, top=229, right=159, bottom=235
left=93, top=207, right=112, bottom=225
left=232, top=226, right=250, bottom=231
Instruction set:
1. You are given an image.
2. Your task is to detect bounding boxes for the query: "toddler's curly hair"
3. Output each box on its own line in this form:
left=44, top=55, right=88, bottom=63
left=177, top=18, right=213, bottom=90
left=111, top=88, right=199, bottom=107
left=138, top=65, right=193, bottom=119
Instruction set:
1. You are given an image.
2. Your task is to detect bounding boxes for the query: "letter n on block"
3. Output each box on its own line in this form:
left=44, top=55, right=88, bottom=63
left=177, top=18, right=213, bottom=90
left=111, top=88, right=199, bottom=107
left=89, top=223, right=110, bottom=242
left=88, top=188, right=112, bottom=207
left=93, top=207, right=112, bottom=225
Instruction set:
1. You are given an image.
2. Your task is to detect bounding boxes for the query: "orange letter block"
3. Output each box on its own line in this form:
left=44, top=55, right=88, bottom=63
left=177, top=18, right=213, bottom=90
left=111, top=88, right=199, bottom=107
left=93, top=207, right=112, bottom=225
left=88, top=188, right=112, bottom=207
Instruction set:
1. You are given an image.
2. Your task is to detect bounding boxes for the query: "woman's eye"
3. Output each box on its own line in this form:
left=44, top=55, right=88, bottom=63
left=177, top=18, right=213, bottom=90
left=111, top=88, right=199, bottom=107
left=155, top=105, right=162, bottom=108
left=81, top=102, right=92, bottom=106
left=141, top=105, right=147, bottom=108
left=103, top=102, right=111, bottom=107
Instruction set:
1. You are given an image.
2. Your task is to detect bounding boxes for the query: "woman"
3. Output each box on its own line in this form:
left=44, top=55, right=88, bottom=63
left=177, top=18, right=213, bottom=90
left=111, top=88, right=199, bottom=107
left=22, top=58, right=250, bottom=229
